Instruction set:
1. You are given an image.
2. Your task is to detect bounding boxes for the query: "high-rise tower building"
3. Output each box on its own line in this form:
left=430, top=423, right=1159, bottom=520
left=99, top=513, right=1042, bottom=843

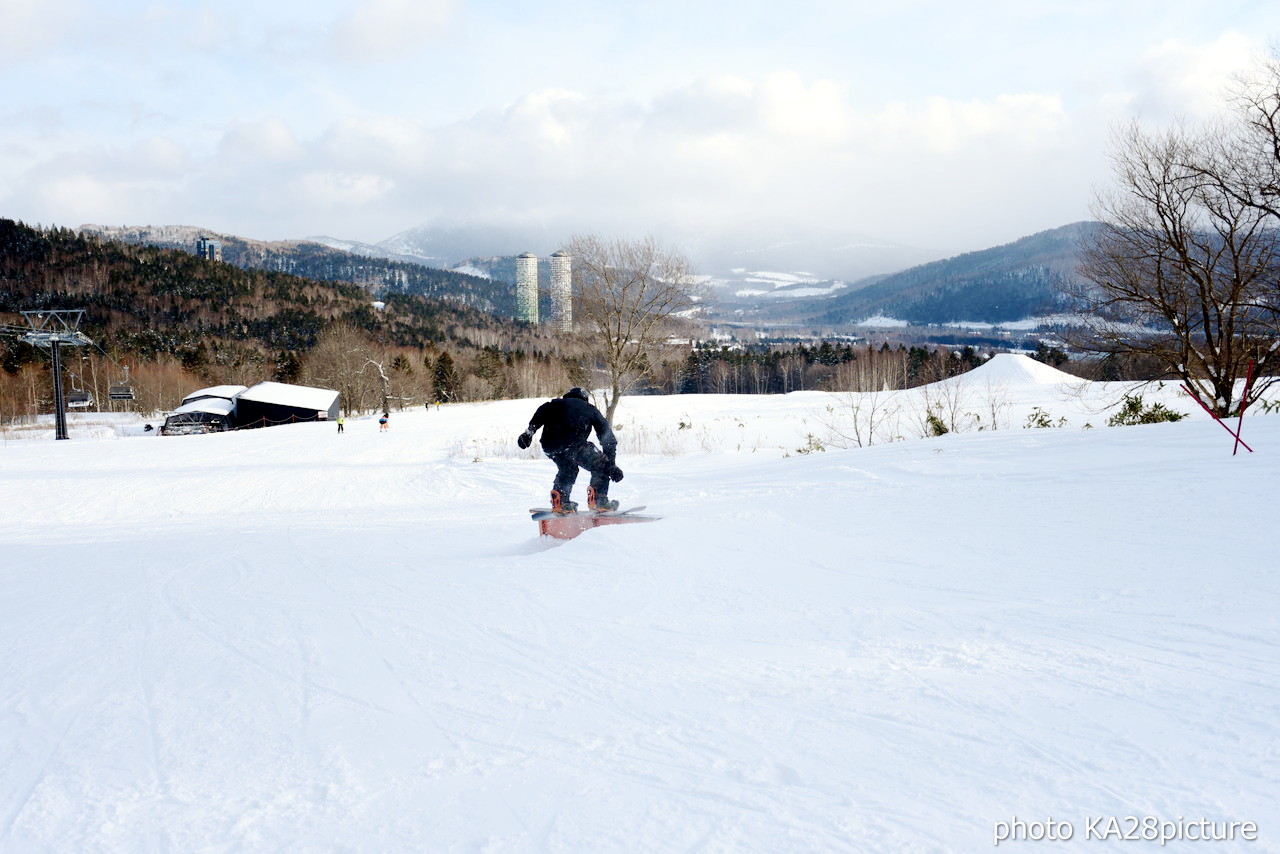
left=515, top=252, right=539, bottom=324
left=549, top=250, right=572, bottom=332
left=196, top=236, right=223, bottom=262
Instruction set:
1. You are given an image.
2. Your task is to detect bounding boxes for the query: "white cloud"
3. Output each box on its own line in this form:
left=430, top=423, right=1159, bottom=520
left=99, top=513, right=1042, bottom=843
left=319, top=116, right=430, bottom=170
left=649, top=75, right=756, bottom=136
left=495, top=89, right=591, bottom=146
left=216, top=119, right=306, bottom=165
left=331, top=0, right=456, bottom=61
left=1130, top=31, right=1261, bottom=118
left=866, top=93, right=1067, bottom=153
left=757, top=73, right=852, bottom=141
left=4, top=17, right=1274, bottom=253
left=0, top=0, right=81, bottom=63
left=295, top=171, right=393, bottom=209
left=20, top=138, right=193, bottom=226
left=0, top=72, right=1089, bottom=246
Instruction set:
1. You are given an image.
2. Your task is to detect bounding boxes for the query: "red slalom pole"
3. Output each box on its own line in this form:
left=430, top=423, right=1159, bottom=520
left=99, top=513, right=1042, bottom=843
left=1182, top=384, right=1254, bottom=453
left=1233, top=360, right=1256, bottom=457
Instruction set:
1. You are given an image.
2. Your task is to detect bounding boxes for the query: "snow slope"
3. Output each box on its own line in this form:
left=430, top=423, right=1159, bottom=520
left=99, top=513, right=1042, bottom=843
left=1, top=374, right=1277, bottom=852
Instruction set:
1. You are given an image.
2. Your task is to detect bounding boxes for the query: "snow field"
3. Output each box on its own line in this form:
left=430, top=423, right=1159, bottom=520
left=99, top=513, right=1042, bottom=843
left=1, top=358, right=1278, bottom=852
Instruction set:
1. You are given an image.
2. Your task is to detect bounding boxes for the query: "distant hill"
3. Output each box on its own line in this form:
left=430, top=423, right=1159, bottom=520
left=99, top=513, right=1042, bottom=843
left=795, top=222, right=1098, bottom=326
left=2, top=220, right=511, bottom=369
left=80, top=224, right=518, bottom=317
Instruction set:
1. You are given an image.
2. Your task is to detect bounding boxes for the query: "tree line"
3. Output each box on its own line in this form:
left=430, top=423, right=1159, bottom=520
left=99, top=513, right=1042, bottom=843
left=648, top=342, right=993, bottom=396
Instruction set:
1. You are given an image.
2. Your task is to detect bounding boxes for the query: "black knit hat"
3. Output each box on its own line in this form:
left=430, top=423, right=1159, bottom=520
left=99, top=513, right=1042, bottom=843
left=564, top=387, right=588, bottom=401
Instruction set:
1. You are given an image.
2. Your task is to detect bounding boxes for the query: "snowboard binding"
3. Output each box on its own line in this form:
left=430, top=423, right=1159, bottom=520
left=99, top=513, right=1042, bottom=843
left=587, top=486, right=619, bottom=513
left=550, top=489, right=577, bottom=515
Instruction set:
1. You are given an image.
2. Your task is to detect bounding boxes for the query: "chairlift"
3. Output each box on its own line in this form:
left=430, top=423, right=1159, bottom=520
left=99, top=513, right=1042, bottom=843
left=66, top=373, right=94, bottom=408
left=108, top=365, right=136, bottom=401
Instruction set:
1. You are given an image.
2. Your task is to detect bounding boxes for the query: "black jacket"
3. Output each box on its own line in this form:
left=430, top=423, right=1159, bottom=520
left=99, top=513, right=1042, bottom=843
left=527, top=397, right=617, bottom=456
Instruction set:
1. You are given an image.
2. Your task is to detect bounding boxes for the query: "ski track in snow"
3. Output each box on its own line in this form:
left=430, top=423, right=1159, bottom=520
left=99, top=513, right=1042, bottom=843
left=2, top=364, right=1278, bottom=852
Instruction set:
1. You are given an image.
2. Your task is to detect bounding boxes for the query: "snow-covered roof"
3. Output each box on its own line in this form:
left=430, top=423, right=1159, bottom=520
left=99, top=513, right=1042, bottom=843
left=237, top=381, right=339, bottom=410
left=170, top=397, right=236, bottom=417
left=182, top=385, right=248, bottom=404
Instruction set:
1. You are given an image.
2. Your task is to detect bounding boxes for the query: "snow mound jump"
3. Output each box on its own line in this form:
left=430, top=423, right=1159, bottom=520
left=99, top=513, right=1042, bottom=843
left=961, top=353, right=1080, bottom=385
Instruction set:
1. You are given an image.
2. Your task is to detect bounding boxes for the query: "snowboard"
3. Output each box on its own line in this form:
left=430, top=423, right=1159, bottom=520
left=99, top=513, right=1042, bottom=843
left=529, top=505, right=662, bottom=539
left=529, top=504, right=646, bottom=521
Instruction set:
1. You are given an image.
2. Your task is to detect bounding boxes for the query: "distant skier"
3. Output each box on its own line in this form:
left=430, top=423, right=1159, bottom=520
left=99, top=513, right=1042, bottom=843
left=379, top=414, right=388, bottom=432
left=337, top=416, right=345, bottom=434
left=517, top=387, right=624, bottom=513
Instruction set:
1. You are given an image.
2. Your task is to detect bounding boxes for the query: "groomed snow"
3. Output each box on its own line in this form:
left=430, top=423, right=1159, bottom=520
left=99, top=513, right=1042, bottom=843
left=1, top=372, right=1277, bottom=852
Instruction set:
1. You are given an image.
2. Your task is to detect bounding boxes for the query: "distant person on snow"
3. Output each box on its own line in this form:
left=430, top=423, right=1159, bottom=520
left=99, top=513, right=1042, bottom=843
left=517, top=387, right=624, bottom=513
left=337, top=416, right=345, bottom=434
left=379, top=414, right=388, bottom=431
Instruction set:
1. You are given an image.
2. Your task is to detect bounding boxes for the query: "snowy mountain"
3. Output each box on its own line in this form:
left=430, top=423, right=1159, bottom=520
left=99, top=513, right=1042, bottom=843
left=683, top=220, right=947, bottom=282
left=303, top=234, right=431, bottom=265
left=376, top=221, right=564, bottom=266
left=3, top=358, right=1276, bottom=851
left=796, top=222, right=1098, bottom=327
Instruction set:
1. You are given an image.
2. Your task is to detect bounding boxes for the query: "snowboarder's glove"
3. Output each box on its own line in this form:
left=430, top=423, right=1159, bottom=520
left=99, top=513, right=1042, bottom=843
left=609, top=464, right=624, bottom=483
left=517, top=431, right=532, bottom=449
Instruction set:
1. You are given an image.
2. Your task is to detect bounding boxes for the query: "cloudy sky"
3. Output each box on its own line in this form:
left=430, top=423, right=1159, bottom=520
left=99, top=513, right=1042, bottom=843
left=1, top=0, right=1276, bottom=256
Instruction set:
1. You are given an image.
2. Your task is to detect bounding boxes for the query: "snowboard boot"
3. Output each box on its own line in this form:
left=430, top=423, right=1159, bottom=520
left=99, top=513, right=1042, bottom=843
left=550, top=489, right=577, bottom=515
left=587, top=487, right=619, bottom=513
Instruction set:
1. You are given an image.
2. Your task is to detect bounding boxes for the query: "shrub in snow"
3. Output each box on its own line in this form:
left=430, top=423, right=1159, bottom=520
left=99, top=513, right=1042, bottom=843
left=1024, top=407, right=1066, bottom=429
left=1107, top=394, right=1186, bottom=426
left=793, top=433, right=826, bottom=455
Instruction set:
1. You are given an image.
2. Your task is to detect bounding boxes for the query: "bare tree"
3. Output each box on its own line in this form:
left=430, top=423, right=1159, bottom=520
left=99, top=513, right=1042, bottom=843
left=979, top=378, right=1013, bottom=430
left=1074, top=120, right=1280, bottom=416
left=302, top=323, right=383, bottom=415
left=358, top=358, right=395, bottom=416
left=565, top=234, right=707, bottom=421
left=813, top=389, right=905, bottom=448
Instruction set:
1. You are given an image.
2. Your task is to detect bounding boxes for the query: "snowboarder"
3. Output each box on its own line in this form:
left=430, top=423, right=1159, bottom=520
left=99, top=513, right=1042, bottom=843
left=337, top=416, right=345, bottom=434
left=517, top=387, right=624, bottom=513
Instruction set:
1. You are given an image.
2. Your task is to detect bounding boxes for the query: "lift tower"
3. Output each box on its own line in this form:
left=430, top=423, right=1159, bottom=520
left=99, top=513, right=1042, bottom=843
left=18, top=310, right=93, bottom=440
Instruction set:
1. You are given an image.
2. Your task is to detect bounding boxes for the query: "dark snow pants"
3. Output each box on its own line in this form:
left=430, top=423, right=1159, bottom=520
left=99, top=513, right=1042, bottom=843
left=546, top=442, right=613, bottom=502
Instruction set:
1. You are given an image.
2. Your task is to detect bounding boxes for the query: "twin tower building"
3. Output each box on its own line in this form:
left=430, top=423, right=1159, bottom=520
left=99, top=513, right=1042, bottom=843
left=515, top=250, right=572, bottom=332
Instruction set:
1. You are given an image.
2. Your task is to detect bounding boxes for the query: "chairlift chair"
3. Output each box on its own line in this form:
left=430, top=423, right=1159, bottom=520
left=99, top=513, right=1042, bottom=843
left=108, top=365, right=135, bottom=401
left=66, top=373, right=93, bottom=409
